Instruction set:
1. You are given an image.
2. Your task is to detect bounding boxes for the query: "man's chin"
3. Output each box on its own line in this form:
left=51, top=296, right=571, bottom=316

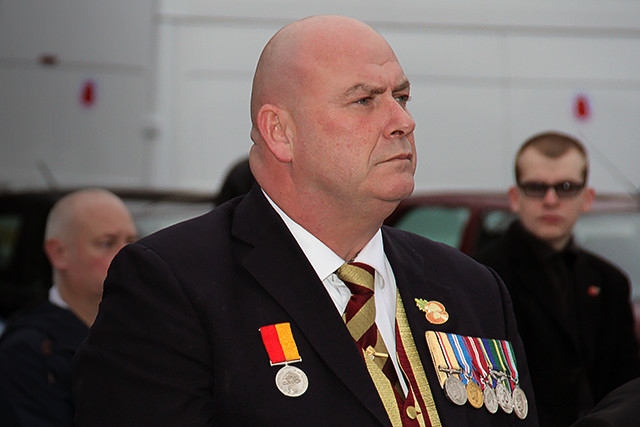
left=379, top=182, right=415, bottom=204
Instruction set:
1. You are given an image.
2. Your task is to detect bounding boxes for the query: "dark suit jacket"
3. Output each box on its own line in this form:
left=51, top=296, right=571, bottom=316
left=0, top=301, right=88, bottom=426
left=475, top=221, right=640, bottom=427
left=570, top=377, right=640, bottom=427
left=73, top=187, right=538, bottom=426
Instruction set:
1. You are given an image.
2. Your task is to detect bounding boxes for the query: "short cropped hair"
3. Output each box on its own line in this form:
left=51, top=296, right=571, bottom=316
left=514, top=131, right=589, bottom=184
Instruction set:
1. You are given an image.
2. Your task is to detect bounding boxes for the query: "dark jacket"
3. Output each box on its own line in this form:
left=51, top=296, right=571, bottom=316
left=475, top=220, right=640, bottom=427
left=570, top=377, right=640, bottom=427
left=0, top=301, right=88, bottom=427
left=73, top=187, right=538, bottom=426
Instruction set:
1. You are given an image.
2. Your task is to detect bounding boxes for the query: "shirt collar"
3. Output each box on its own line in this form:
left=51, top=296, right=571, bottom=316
left=263, top=190, right=389, bottom=286
left=49, top=284, right=69, bottom=309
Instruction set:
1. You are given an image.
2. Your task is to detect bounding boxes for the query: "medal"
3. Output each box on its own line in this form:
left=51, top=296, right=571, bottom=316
left=415, top=298, right=449, bottom=324
left=495, top=380, right=514, bottom=414
left=512, top=385, right=529, bottom=419
left=450, top=333, right=483, bottom=409
left=444, top=375, right=467, bottom=406
left=482, top=338, right=514, bottom=414
left=465, top=336, right=498, bottom=413
left=466, top=381, right=484, bottom=409
left=260, top=322, right=309, bottom=397
left=501, top=340, right=528, bottom=419
left=434, top=331, right=466, bottom=406
left=426, top=331, right=466, bottom=405
left=483, top=384, right=499, bottom=414
left=275, top=364, right=309, bottom=397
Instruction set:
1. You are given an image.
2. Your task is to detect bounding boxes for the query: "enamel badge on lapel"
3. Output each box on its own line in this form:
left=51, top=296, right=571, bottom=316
left=587, top=285, right=601, bottom=297
left=259, top=322, right=309, bottom=397
left=415, top=298, right=449, bottom=324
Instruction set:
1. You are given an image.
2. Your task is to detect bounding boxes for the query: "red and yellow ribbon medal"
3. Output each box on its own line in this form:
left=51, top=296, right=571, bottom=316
left=259, top=322, right=308, bottom=397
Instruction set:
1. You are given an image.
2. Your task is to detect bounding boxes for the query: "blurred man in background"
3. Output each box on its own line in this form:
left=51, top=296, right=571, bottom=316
left=0, top=188, right=137, bottom=426
left=475, top=131, right=640, bottom=426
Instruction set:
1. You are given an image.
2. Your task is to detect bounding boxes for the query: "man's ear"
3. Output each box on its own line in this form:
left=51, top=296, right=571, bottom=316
left=508, top=186, right=520, bottom=213
left=255, top=105, right=293, bottom=163
left=582, top=186, right=595, bottom=213
left=44, top=238, right=66, bottom=270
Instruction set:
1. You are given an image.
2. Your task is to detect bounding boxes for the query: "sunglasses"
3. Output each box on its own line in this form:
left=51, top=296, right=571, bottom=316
left=518, top=180, right=585, bottom=198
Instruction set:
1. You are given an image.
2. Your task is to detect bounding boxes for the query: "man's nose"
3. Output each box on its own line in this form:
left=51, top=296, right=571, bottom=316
left=543, top=186, right=560, bottom=204
left=387, top=101, right=415, bottom=138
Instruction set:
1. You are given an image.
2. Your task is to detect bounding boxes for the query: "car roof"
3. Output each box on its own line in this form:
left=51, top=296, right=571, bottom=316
left=388, top=190, right=640, bottom=216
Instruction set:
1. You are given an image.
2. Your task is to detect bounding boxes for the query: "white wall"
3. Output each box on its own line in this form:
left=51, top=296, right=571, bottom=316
left=2, top=0, right=640, bottom=195
left=0, top=0, right=156, bottom=189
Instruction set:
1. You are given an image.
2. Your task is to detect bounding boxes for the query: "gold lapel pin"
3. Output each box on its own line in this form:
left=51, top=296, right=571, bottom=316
left=415, top=298, right=449, bottom=324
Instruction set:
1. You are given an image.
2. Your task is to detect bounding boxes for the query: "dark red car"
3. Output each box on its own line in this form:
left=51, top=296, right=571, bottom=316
left=385, top=191, right=640, bottom=339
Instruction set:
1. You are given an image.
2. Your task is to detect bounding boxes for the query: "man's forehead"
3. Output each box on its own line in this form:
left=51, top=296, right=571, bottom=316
left=325, top=56, right=407, bottom=86
left=519, top=150, right=585, bottom=178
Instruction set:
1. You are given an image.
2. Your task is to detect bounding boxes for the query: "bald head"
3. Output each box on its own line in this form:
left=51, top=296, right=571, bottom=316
left=44, top=188, right=137, bottom=325
left=250, top=15, right=397, bottom=128
left=45, top=188, right=132, bottom=242
left=249, top=16, right=406, bottom=188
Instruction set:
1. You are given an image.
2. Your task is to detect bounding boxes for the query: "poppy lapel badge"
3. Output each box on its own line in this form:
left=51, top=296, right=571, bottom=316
left=587, top=285, right=601, bottom=297
left=415, top=298, right=449, bottom=324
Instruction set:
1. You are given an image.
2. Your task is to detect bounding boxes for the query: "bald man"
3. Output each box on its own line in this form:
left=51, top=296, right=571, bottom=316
left=73, top=16, right=538, bottom=426
left=0, top=188, right=137, bottom=426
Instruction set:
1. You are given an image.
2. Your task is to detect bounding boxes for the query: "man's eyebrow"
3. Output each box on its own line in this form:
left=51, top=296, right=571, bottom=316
left=394, top=80, right=411, bottom=92
left=344, top=83, right=385, bottom=97
left=344, top=80, right=411, bottom=97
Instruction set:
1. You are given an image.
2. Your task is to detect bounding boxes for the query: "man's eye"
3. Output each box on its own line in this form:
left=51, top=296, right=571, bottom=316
left=96, top=239, right=116, bottom=249
left=356, top=97, right=373, bottom=105
left=395, top=94, right=410, bottom=105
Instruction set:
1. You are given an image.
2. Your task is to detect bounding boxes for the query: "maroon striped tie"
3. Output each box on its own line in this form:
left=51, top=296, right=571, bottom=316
left=337, top=262, right=399, bottom=385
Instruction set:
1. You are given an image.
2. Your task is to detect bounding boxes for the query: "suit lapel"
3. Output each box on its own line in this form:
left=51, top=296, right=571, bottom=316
left=574, top=254, right=600, bottom=363
left=382, top=229, right=457, bottom=401
left=232, top=189, right=391, bottom=426
left=383, top=230, right=457, bottom=334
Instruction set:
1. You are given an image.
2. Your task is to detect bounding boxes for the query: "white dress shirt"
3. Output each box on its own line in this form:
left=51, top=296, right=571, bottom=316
left=264, top=191, right=408, bottom=394
left=49, top=284, right=69, bottom=309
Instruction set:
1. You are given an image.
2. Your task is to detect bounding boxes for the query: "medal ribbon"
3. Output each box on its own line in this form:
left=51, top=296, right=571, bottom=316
left=448, top=333, right=471, bottom=385
left=259, top=323, right=301, bottom=365
left=425, top=331, right=449, bottom=387
left=500, top=340, right=519, bottom=388
left=483, top=338, right=510, bottom=389
left=435, top=331, right=462, bottom=376
left=469, top=337, right=496, bottom=387
left=458, top=335, right=483, bottom=387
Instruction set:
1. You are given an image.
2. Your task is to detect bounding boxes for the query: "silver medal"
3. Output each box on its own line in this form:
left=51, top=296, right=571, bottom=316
left=444, top=376, right=467, bottom=406
left=483, top=385, right=499, bottom=414
left=495, top=382, right=513, bottom=414
left=512, top=386, right=529, bottom=419
left=275, top=365, right=308, bottom=397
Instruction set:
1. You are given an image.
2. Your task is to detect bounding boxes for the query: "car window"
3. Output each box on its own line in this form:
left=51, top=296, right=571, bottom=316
left=0, top=214, right=21, bottom=272
left=124, top=200, right=212, bottom=238
left=391, top=206, right=470, bottom=248
left=574, top=211, right=640, bottom=300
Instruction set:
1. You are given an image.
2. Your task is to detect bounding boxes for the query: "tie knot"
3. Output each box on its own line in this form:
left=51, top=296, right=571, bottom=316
left=336, top=262, right=375, bottom=293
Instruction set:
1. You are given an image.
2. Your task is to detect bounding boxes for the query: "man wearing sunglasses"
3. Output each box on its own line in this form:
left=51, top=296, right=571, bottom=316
left=475, top=131, right=640, bottom=427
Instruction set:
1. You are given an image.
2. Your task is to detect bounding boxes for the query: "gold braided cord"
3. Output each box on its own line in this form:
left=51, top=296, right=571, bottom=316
left=396, top=293, right=443, bottom=427
left=364, top=348, right=403, bottom=427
